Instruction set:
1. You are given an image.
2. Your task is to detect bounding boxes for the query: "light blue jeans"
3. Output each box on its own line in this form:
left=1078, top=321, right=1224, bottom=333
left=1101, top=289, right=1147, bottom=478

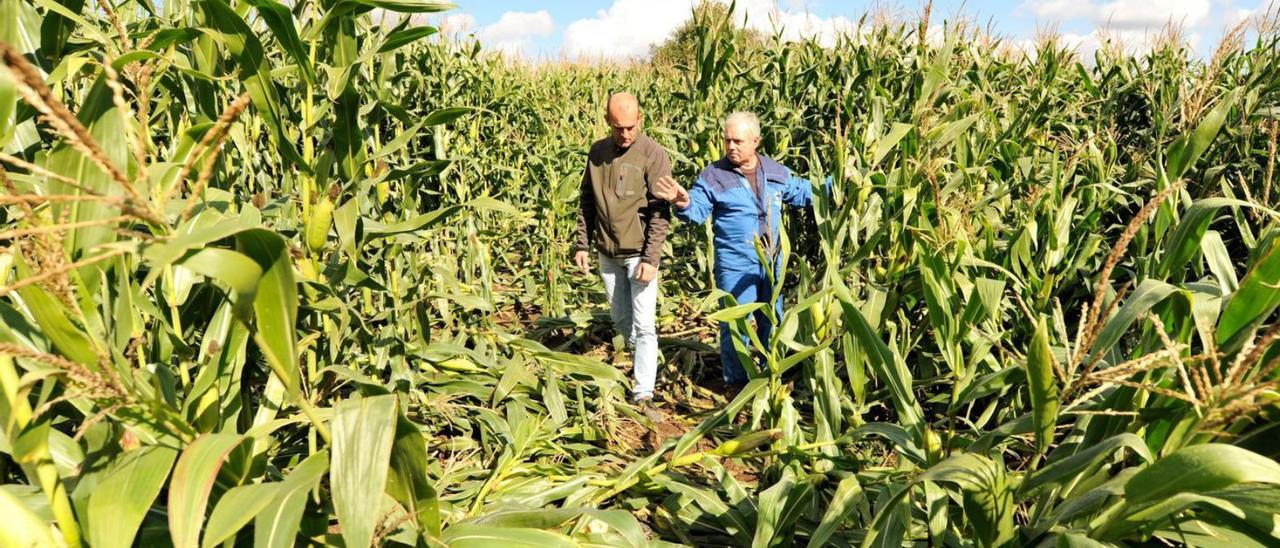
left=599, top=254, right=659, bottom=399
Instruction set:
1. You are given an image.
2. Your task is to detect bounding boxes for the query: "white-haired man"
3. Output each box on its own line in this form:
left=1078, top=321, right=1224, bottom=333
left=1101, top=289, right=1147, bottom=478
left=653, top=111, right=817, bottom=388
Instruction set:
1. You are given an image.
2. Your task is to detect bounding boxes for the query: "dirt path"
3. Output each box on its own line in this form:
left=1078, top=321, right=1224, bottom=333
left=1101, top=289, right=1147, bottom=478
left=497, top=299, right=760, bottom=483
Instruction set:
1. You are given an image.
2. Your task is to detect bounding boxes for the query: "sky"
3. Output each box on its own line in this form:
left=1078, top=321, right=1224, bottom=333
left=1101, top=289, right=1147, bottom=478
left=418, top=0, right=1278, bottom=62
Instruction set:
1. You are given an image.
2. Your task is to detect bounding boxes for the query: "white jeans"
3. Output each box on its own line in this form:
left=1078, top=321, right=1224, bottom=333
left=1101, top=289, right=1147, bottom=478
left=599, top=254, right=659, bottom=398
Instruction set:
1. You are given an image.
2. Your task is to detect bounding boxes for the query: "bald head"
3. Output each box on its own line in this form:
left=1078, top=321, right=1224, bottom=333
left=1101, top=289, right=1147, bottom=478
left=606, top=92, right=639, bottom=118
left=606, top=92, right=643, bottom=149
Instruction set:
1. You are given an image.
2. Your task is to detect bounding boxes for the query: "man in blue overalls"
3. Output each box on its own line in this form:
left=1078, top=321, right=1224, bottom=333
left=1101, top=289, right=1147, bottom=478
left=653, top=111, right=816, bottom=387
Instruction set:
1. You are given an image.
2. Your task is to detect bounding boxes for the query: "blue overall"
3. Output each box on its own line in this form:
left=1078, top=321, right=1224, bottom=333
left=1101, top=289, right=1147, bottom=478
left=674, top=155, right=815, bottom=384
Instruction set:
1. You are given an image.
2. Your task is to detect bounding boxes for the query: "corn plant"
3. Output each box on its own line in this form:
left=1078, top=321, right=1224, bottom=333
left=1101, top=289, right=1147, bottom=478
left=4, top=0, right=1280, bottom=546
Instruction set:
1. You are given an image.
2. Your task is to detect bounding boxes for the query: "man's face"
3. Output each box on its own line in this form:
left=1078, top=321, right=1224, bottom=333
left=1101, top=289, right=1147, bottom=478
left=608, top=109, right=642, bottom=149
left=724, top=122, right=760, bottom=166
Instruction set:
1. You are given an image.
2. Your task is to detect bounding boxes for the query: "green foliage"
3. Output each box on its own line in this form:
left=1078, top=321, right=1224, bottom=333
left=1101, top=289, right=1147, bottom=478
left=2, top=0, right=1280, bottom=546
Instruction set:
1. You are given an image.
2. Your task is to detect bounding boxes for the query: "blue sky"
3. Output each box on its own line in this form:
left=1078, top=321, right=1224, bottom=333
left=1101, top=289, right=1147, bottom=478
left=431, top=1, right=1276, bottom=61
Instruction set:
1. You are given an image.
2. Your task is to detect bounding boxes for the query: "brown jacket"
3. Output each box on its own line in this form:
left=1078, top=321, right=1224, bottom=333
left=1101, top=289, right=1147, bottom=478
left=575, top=134, right=672, bottom=266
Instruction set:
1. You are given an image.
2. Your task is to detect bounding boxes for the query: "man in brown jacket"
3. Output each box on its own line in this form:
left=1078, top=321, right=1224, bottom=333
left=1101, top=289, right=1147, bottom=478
left=574, top=92, right=671, bottom=409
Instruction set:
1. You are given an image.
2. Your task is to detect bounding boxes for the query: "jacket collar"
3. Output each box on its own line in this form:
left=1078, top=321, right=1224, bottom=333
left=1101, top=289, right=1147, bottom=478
left=716, top=155, right=787, bottom=184
left=611, top=132, right=646, bottom=155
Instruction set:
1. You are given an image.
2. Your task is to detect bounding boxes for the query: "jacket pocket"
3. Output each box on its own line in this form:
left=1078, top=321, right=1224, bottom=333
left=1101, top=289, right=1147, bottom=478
left=615, top=164, right=644, bottom=200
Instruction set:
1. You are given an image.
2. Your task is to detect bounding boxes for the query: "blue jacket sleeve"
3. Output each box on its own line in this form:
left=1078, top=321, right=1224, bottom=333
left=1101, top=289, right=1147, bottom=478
left=675, top=177, right=714, bottom=224
left=782, top=174, right=833, bottom=208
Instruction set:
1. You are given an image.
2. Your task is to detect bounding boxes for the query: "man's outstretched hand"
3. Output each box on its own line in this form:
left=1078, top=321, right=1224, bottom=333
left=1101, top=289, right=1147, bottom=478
left=653, top=176, right=690, bottom=208
left=574, top=250, right=591, bottom=274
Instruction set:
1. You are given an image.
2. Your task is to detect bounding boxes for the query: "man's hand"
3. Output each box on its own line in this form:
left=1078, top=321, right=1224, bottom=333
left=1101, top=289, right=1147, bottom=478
left=574, top=250, right=591, bottom=274
left=653, top=176, right=690, bottom=208
left=634, top=262, right=657, bottom=283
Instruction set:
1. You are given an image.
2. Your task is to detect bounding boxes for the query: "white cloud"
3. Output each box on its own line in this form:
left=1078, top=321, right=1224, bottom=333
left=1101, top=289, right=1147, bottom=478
left=1228, top=1, right=1279, bottom=27
left=371, top=10, right=475, bottom=31
left=1025, top=0, right=1095, bottom=20
left=1052, top=26, right=1202, bottom=60
left=1008, top=37, right=1039, bottom=56
left=563, top=0, right=698, bottom=60
left=415, top=11, right=552, bottom=58
left=1060, top=31, right=1103, bottom=58
left=562, top=0, right=857, bottom=60
left=1096, top=0, right=1210, bottom=29
left=737, top=1, right=857, bottom=46
left=1228, top=7, right=1255, bottom=25
left=475, top=10, right=555, bottom=57
left=1017, top=0, right=1226, bottom=60
left=1020, top=0, right=1211, bottom=28
left=924, top=20, right=947, bottom=47
left=435, top=13, right=478, bottom=35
